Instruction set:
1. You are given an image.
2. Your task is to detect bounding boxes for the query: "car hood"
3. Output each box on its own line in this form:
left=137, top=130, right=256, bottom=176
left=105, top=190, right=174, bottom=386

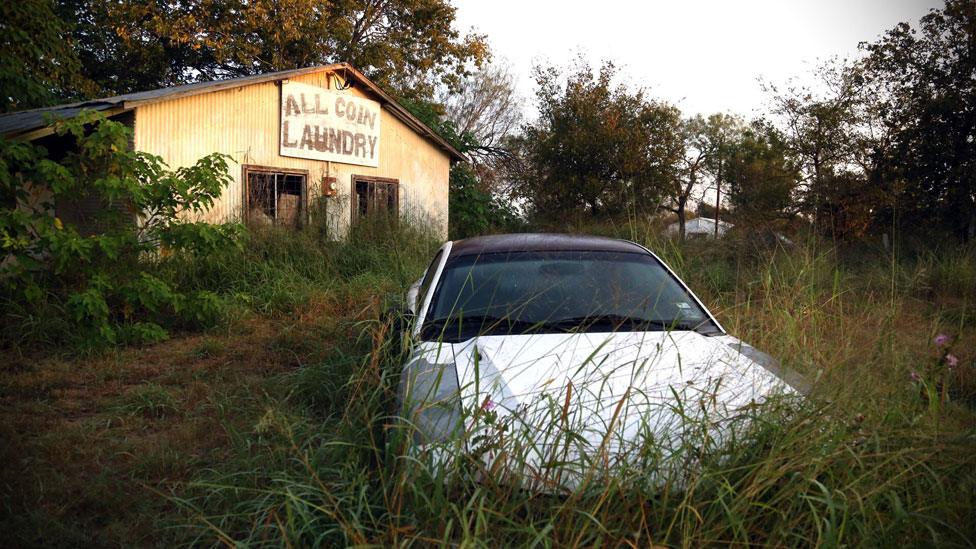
left=405, top=331, right=804, bottom=491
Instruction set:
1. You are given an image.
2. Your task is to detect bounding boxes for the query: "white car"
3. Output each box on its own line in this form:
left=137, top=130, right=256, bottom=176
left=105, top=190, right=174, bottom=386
left=396, top=234, right=806, bottom=491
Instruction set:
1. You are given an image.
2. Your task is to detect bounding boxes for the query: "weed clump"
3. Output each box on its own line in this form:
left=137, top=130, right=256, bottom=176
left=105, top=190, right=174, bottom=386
left=115, top=383, right=179, bottom=419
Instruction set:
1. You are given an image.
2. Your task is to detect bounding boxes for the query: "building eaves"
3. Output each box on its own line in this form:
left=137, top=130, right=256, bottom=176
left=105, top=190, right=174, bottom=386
left=0, top=64, right=466, bottom=162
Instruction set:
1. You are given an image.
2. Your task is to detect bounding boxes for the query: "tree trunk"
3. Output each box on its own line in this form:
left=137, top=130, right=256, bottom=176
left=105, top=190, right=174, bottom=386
left=715, top=156, right=723, bottom=238
left=677, top=204, right=686, bottom=241
left=812, top=153, right=821, bottom=231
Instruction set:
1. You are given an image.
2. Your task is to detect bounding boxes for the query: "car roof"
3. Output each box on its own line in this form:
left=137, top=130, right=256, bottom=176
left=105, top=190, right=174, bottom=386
left=449, top=233, right=647, bottom=257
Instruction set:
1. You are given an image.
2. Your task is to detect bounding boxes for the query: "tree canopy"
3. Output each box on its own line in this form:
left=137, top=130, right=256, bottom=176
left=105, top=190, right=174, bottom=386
left=506, top=1, right=974, bottom=241
left=0, top=0, right=91, bottom=112
left=510, top=61, right=677, bottom=220
left=47, top=0, right=490, bottom=101
left=862, top=0, right=975, bottom=239
left=725, top=121, right=800, bottom=227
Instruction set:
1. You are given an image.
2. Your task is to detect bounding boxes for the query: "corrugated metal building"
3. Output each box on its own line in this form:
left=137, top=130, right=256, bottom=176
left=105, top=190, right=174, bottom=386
left=0, top=64, right=463, bottom=237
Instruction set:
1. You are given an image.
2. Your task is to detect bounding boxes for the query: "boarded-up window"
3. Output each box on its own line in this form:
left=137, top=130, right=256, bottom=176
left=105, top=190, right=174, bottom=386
left=245, top=166, right=307, bottom=227
left=352, top=176, right=398, bottom=223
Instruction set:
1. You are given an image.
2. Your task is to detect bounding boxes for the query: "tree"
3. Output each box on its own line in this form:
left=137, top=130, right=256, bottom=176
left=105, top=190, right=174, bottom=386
left=439, top=62, right=522, bottom=166
left=862, top=0, right=976, bottom=240
left=402, top=92, right=519, bottom=239
left=55, top=0, right=196, bottom=97
left=512, top=60, right=672, bottom=221
left=761, top=56, right=912, bottom=241
left=763, top=62, right=862, bottom=228
left=661, top=114, right=743, bottom=240
left=1, top=0, right=92, bottom=112
left=438, top=61, right=523, bottom=205
left=58, top=0, right=490, bottom=100
left=432, top=62, right=525, bottom=237
left=699, top=113, right=744, bottom=237
left=725, top=121, right=801, bottom=228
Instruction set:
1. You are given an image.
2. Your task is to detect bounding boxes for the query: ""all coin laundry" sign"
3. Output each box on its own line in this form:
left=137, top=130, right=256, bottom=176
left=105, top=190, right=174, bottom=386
left=279, top=81, right=381, bottom=167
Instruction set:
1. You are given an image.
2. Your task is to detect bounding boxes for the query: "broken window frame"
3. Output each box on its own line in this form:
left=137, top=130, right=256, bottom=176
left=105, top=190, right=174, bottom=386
left=351, top=175, right=399, bottom=224
left=243, top=165, right=308, bottom=228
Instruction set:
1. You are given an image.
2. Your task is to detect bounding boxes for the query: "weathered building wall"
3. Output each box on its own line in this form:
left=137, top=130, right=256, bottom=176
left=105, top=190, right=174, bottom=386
left=132, top=69, right=450, bottom=237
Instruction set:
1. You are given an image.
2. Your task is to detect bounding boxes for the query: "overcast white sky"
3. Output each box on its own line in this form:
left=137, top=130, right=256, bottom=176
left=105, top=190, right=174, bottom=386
left=453, top=0, right=941, bottom=119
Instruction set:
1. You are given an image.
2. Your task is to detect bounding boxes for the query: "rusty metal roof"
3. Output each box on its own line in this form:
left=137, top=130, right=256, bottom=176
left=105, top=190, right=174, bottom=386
left=0, top=64, right=465, bottom=161
left=0, top=101, right=118, bottom=139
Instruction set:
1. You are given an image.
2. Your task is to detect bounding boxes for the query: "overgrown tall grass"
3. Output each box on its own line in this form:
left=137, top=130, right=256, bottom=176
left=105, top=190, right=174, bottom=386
left=171, top=222, right=976, bottom=547
left=158, top=215, right=440, bottom=317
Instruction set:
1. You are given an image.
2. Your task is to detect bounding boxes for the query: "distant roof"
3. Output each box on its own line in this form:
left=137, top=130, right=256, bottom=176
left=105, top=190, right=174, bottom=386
left=669, top=217, right=733, bottom=233
left=449, top=233, right=647, bottom=258
left=0, top=63, right=464, bottom=161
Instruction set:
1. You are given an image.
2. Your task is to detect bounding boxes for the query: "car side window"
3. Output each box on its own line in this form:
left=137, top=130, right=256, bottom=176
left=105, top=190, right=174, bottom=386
left=416, top=250, right=443, bottom=311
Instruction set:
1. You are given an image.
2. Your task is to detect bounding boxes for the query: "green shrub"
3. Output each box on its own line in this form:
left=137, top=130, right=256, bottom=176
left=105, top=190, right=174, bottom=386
left=448, top=163, right=524, bottom=239
left=0, top=110, right=243, bottom=350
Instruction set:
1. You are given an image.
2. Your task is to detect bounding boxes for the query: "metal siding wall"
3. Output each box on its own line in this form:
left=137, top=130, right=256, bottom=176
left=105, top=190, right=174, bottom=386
left=132, top=71, right=450, bottom=237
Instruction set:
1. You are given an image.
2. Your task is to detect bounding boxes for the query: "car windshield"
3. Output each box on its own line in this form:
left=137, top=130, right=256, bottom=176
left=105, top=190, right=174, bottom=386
left=420, top=250, right=720, bottom=342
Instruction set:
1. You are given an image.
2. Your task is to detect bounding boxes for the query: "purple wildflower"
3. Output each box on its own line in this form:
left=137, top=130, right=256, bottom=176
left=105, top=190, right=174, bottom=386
left=909, top=370, right=921, bottom=382
left=934, top=333, right=949, bottom=347
left=481, top=398, right=496, bottom=411
left=945, top=354, right=959, bottom=369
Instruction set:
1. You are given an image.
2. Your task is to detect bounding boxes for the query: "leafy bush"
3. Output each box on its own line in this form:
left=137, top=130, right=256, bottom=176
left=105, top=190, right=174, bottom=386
left=0, top=110, right=243, bottom=349
left=448, top=163, right=523, bottom=239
